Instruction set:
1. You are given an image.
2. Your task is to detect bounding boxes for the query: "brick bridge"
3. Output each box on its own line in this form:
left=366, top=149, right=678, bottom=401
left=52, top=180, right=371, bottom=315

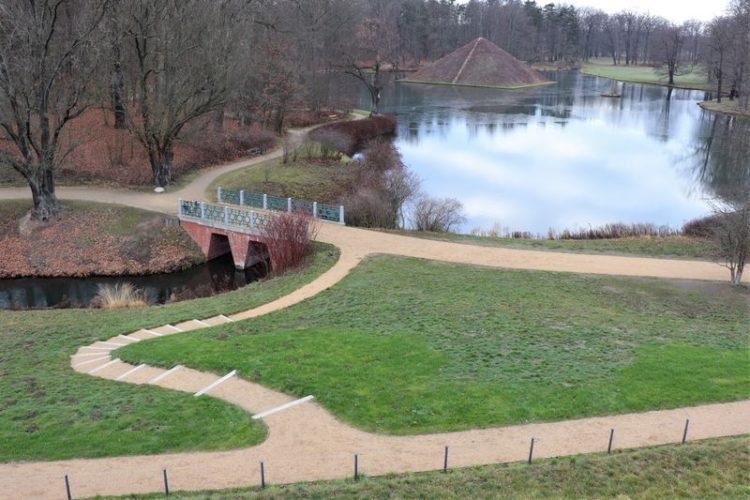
left=177, top=197, right=343, bottom=270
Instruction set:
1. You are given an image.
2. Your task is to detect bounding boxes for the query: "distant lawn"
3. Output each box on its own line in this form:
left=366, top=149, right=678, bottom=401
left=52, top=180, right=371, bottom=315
left=582, top=60, right=711, bottom=90
left=119, top=255, right=750, bottom=435
left=207, top=157, right=354, bottom=205
left=0, top=243, right=339, bottom=462
left=388, top=230, right=717, bottom=260
left=109, top=436, right=750, bottom=499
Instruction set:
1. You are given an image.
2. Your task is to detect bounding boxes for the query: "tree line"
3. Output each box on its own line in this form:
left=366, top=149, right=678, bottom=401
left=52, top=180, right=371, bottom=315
left=1, top=0, right=748, bottom=221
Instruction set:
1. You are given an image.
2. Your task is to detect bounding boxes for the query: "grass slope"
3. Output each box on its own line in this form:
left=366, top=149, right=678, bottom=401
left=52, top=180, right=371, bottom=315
left=120, top=255, right=750, bottom=435
left=109, top=436, right=750, bottom=499
left=388, top=230, right=717, bottom=260
left=0, top=244, right=339, bottom=462
left=208, top=158, right=353, bottom=205
left=581, top=60, right=710, bottom=90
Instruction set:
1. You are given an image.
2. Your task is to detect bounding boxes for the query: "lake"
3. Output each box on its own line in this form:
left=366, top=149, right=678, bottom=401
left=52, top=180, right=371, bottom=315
left=345, top=70, right=746, bottom=234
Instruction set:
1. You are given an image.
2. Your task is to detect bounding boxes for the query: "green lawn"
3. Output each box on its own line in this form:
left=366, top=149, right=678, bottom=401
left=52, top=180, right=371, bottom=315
left=0, top=243, right=339, bottom=462
left=208, top=158, right=355, bottom=205
left=388, top=230, right=717, bottom=260
left=109, top=436, right=750, bottom=499
left=119, top=255, right=750, bottom=435
left=582, top=60, right=711, bottom=90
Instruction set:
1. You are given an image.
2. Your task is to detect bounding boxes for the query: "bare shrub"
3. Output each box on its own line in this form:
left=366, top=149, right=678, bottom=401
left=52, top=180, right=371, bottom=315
left=309, top=115, right=397, bottom=156
left=344, top=140, right=420, bottom=229
left=91, top=283, right=148, bottom=309
left=413, top=196, right=466, bottom=232
left=260, top=211, right=319, bottom=275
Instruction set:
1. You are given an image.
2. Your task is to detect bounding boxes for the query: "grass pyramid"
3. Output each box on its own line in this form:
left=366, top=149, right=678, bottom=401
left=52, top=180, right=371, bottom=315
left=404, top=37, right=548, bottom=89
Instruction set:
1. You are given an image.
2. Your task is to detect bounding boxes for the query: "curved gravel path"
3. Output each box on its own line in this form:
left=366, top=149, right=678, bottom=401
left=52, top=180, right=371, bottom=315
left=0, top=148, right=745, bottom=499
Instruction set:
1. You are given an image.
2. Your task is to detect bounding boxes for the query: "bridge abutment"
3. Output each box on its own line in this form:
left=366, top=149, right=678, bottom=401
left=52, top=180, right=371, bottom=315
left=180, top=220, right=271, bottom=270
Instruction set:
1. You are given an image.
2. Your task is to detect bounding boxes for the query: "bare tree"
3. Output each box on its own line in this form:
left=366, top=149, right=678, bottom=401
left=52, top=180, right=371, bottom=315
left=711, top=197, right=749, bottom=285
left=0, top=0, right=106, bottom=220
left=706, top=17, right=735, bottom=102
left=656, top=23, right=685, bottom=85
left=120, top=0, right=235, bottom=188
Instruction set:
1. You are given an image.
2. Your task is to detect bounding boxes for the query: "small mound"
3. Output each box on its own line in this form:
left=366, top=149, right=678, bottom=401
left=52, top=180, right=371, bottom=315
left=405, top=37, right=548, bottom=88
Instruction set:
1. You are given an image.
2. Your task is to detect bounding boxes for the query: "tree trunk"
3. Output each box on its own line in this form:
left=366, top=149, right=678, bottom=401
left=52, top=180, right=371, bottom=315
left=29, top=168, right=61, bottom=221
left=148, top=146, right=173, bottom=188
left=111, top=42, right=127, bottom=130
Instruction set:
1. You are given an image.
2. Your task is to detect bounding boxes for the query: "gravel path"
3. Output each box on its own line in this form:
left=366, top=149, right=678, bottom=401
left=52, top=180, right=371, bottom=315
left=0, top=149, right=744, bottom=499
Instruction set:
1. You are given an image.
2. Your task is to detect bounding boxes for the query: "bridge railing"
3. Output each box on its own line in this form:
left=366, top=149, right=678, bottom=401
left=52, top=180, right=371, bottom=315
left=178, top=199, right=272, bottom=232
left=216, top=187, right=345, bottom=225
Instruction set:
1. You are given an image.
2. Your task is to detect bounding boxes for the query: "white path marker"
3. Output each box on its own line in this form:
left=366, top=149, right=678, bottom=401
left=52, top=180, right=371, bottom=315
left=164, top=324, right=183, bottom=332
left=252, top=396, right=315, bottom=420
left=219, top=315, right=234, bottom=322
left=194, top=370, right=237, bottom=397
left=74, top=352, right=114, bottom=358
left=73, top=356, right=110, bottom=368
left=115, top=364, right=147, bottom=381
left=193, top=319, right=211, bottom=327
left=141, top=329, right=164, bottom=337
left=148, top=365, right=182, bottom=384
left=117, top=335, right=140, bottom=343
left=88, top=359, right=120, bottom=374
left=97, top=341, right=127, bottom=347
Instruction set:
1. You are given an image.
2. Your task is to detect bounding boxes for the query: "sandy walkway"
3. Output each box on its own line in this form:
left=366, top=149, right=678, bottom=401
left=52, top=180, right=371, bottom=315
left=0, top=311, right=746, bottom=500
left=0, top=148, right=744, bottom=499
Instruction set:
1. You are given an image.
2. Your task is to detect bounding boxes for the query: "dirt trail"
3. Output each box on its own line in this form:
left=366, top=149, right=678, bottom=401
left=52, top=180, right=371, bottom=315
left=0, top=146, right=744, bottom=499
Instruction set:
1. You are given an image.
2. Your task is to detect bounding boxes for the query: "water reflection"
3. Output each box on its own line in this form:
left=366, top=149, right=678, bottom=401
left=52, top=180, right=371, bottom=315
left=341, top=70, right=745, bottom=233
left=0, top=254, right=266, bottom=310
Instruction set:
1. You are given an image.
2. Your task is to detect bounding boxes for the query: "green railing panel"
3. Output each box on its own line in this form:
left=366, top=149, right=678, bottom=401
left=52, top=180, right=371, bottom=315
left=221, top=189, right=241, bottom=205
left=245, top=193, right=264, bottom=209
left=267, top=195, right=288, bottom=212
left=291, top=199, right=314, bottom=215
left=318, top=203, right=340, bottom=222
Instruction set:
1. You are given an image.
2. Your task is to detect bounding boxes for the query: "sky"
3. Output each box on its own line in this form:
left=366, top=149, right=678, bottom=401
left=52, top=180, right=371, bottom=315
left=543, top=0, right=729, bottom=24
left=456, top=0, right=732, bottom=24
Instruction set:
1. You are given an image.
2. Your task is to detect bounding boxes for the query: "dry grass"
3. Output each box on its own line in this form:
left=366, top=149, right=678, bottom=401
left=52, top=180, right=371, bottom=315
left=91, top=283, right=148, bottom=309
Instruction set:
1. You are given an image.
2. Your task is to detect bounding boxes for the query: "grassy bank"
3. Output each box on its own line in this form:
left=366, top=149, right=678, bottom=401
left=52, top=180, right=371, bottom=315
left=699, top=99, right=750, bottom=117
left=0, top=243, right=339, bottom=462
left=399, top=79, right=554, bottom=90
left=208, top=158, right=354, bottom=204
left=0, top=200, right=205, bottom=279
left=388, top=230, right=717, bottom=260
left=111, top=436, right=750, bottom=499
left=581, top=60, right=710, bottom=90
left=120, top=255, right=749, bottom=435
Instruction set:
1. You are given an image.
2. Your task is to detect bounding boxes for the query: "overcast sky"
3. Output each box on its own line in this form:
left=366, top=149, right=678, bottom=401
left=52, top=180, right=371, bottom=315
left=563, top=0, right=730, bottom=23
left=458, top=1, right=731, bottom=24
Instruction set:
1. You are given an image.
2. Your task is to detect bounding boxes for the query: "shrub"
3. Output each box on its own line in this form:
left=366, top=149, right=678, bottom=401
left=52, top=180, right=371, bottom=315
left=91, top=283, right=148, bottom=309
left=309, top=115, right=396, bottom=156
left=413, top=196, right=466, bottom=232
left=260, top=211, right=318, bottom=275
left=548, top=222, right=679, bottom=240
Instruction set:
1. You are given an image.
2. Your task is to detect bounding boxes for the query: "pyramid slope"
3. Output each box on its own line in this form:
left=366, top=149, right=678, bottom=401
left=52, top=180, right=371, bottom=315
left=406, top=38, right=547, bottom=88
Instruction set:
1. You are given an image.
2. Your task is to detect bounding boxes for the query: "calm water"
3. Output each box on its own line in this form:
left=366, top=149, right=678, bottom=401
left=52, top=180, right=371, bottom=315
left=0, top=254, right=266, bottom=310
left=346, top=70, right=747, bottom=234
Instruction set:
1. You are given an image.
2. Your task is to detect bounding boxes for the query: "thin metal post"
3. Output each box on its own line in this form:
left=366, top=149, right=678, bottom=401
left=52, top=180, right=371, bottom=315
left=339, top=205, right=345, bottom=224
left=443, top=446, right=449, bottom=472
left=260, top=461, right=266, bottom=488
left=240, top=190, right=245, bottom=206
left=250, top=210, right=256, bottom=228
left=177, top=198, right=183, bottom=217
left=263, top=194, right=268, bottom=210
left=287, top=197, right=292, bottom=213
left=607, top=428, right=614, bottom=454
left=163, top=468, right=169, bottom=496
left=313, top=201, right=318, bottom=218
left=224, top=205, right=230, bottom=225
left=200, top=202, right=206, bottom=219
left=682, top=419, right=690, bottom=444
left=354, top=454, right=359, bottom=480
left=528, top=437, right=535, bottom=464
left=64, top=474, right=72, bottom=500
left=217, top=186, right=222, bottom=203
